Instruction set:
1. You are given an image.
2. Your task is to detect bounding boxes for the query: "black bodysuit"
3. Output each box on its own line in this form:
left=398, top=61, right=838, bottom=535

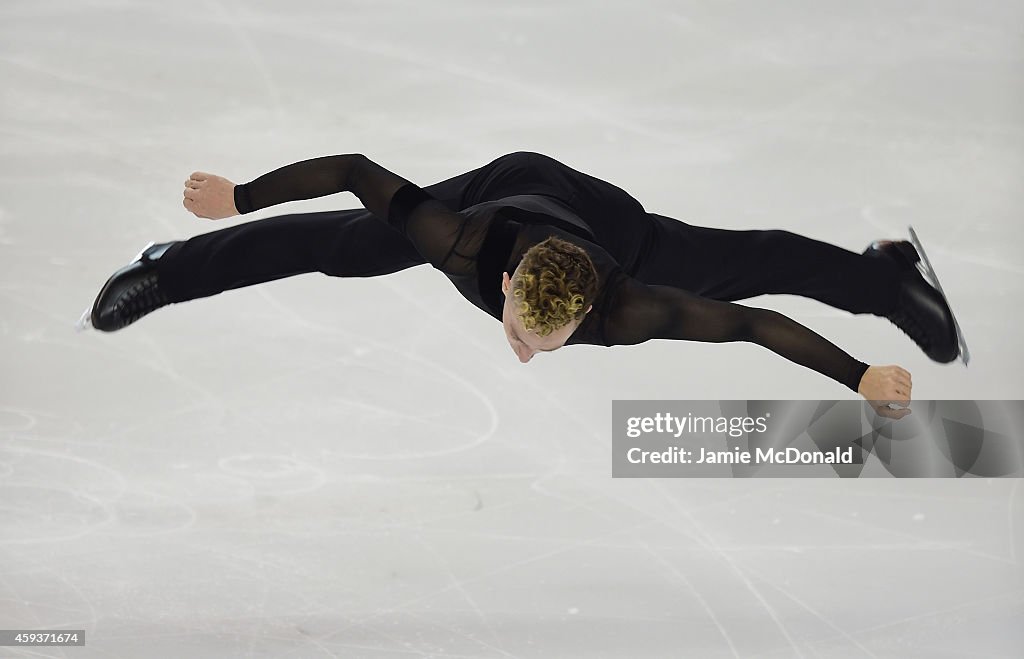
left=161, top=152, right=904, bottom=393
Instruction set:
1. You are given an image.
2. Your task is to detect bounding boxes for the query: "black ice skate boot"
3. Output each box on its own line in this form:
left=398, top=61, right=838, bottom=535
left=863, top=239, right=959, bottom=363
left=78, top=241, right=179, bottom=332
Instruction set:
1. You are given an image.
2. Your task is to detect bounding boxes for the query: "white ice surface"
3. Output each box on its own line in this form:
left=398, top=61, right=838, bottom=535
left=1, top=0, right=1023, bottom=657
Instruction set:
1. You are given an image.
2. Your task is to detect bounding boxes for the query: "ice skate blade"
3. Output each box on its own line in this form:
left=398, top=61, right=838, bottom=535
left=906, top=225, right=971, bottom=366
left=74, top=306, right=93, bottom=332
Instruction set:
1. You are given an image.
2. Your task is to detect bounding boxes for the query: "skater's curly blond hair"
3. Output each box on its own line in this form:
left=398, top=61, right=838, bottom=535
left=510, top=237, right=599, bottom=337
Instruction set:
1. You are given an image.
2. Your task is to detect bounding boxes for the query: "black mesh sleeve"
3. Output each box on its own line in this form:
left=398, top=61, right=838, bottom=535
left=230, top=154, right=480, bottom=276
left=232, top=154, right=356, bottom=214
left=604, top=276, right=869, bottom=392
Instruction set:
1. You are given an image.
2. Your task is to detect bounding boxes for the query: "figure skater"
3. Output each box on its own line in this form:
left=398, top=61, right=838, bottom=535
left=80, top=151, right=962, bottom=419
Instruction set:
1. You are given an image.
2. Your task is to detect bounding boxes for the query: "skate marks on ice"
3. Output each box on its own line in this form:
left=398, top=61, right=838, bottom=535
left=241, top=283, right=502, bottom=461
left=216, top=454, right=327, bottom=498
left=0, top=441, right=202, bottom=545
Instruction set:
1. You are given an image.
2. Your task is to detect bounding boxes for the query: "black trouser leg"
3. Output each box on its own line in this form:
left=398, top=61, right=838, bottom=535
left=635, top=214, right=902, bottom=316
left=155, top=207, right=422, bottom=303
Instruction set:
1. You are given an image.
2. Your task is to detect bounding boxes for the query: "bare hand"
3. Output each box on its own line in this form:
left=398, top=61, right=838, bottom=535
left=858, top=364, right=913, bottom=419
left=183, top=172, right=238, bottom=220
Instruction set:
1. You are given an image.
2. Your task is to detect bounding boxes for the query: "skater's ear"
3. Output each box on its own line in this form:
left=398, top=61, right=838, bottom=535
left=501, top=271, right=511, bottom=295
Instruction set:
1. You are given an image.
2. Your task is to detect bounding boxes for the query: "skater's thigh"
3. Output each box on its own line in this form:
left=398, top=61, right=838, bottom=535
left=262, top=207, right=428, bottom=278
left=634, top=214, right=771, bottom=298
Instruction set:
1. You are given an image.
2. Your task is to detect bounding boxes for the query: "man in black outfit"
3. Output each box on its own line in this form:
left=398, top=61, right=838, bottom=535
left=82, top=151, right=961, bottom=419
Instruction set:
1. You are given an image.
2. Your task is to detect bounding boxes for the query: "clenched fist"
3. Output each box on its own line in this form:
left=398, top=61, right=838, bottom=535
left=858, top=364, right=913, bottom=419
left=183, top=172, right=238, bottom=220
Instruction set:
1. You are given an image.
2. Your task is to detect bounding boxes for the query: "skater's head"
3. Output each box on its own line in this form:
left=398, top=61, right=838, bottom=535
left=501, top=236, right=597, bottom=363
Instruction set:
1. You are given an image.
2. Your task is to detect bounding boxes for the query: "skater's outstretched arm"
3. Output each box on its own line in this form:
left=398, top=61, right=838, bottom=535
left=183, top=154, right=480, bottom=276
left=605, top=276, right=912, bottom=408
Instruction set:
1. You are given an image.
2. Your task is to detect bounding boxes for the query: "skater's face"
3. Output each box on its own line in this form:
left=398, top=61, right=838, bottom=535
left=500, top=269, right=591, bottom=363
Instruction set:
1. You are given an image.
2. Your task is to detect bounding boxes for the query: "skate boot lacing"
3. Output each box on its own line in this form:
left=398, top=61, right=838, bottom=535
left=111, top=272, right=169, bottom=327
left=888, top=304, right=930, bottom=353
